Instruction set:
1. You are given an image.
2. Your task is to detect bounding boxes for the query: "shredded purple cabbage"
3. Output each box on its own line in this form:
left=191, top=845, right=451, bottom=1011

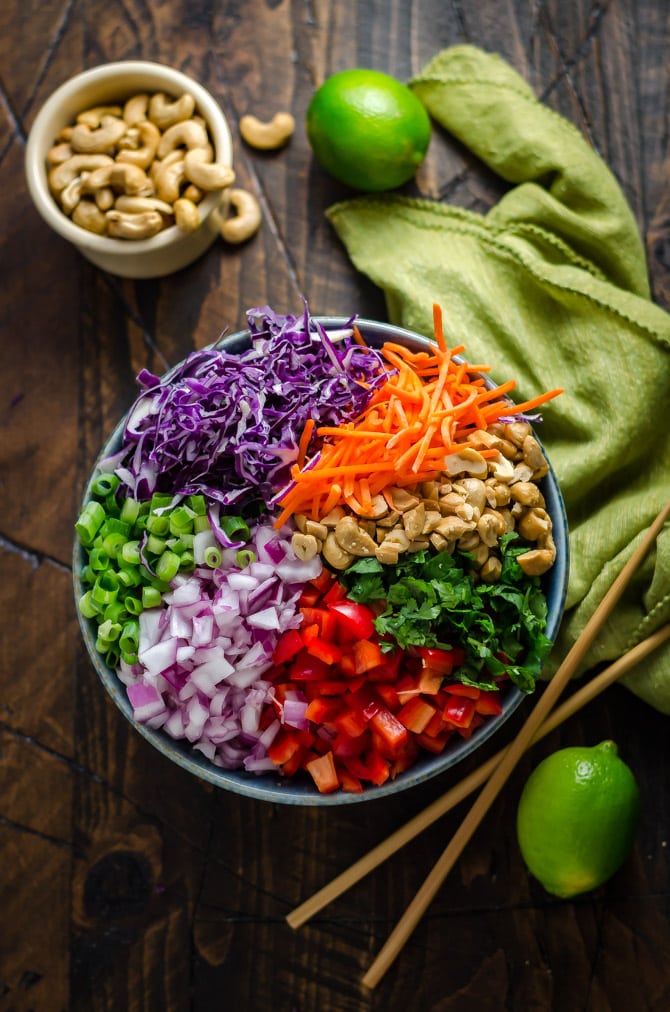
left=108, top=304, right=389, bottom=508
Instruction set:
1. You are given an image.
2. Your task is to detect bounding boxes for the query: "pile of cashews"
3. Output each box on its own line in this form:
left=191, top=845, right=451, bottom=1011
left=46, top=91, right=272, bottom=244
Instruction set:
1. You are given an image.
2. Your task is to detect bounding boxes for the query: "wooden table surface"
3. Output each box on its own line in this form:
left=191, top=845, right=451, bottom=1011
left=2, top=2, right=670, bottom=1009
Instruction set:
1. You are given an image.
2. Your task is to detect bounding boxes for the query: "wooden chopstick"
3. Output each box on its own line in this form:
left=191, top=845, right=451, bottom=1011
left=360, top=498, right=670, bottom=988
left=285, top=620, right=670, bottom=931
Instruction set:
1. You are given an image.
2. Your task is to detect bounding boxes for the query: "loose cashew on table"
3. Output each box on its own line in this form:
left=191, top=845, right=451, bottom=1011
left=46, top=90, right=234, bottom=239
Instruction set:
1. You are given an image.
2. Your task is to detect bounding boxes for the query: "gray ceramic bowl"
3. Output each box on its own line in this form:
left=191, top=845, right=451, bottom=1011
left=73, top=317, right=569, bottom=804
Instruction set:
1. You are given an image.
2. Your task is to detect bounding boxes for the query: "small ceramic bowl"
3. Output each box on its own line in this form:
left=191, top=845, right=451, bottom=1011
left=25, top=61, right=233, bottom=279
left=74, top=317, right=569, bottom=804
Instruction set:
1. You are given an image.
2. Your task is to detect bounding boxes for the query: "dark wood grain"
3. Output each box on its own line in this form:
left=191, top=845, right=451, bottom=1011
left=2, top=2, right=670, bottom=1009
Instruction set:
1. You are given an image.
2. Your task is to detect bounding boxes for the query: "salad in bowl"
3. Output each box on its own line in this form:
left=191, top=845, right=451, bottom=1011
left=74, top=304, right=568, bottom=803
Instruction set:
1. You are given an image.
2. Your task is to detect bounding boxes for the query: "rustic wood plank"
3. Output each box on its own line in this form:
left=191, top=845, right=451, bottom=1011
left=2, top=0, right=670, bottom=1009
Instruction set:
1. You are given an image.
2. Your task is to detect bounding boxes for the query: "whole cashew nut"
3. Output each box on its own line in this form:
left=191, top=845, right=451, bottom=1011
left=116, top=121, right=161, bottom=170
left=72, top=200, right=108, bottom=235
left=83, top=162, right=153, bottom=197
left=106, top=209, right=164, bottom=240
left=153, top=152, right=186, bottom=204
left=48, top=154, right=114, bottom=194
left=123, top=93, right=149, bottom=126
left=76, top=105, right=122, bottom=128
left=114, top=195, right=175, bottom=217
left=183, top=148, right=235, bottom=191
left=70, top=116, right=128, bottom=154
left=173, top=197, right=200, bottom=234
left=239, top=111, right=295, bottom=150
left=215, top=188, right=262, bottom=244
left=149, top=92, right=196, bottom=131
left=156, top=119, right=209, bottom=159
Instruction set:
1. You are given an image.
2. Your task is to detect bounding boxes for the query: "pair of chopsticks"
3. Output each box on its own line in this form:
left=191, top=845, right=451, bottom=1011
left=286, top=499, right=670, bottom=989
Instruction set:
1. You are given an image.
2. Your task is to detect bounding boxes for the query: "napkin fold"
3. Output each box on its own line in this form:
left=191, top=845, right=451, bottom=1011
left=326, top=46, right=670, bottom=713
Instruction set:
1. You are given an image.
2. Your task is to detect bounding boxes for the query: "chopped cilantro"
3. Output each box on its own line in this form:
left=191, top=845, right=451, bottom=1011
left=340, top=535, right=552, bottom=694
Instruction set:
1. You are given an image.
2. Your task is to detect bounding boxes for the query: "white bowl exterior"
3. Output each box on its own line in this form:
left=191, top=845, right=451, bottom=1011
left=25, top=61, right=233, bottom=278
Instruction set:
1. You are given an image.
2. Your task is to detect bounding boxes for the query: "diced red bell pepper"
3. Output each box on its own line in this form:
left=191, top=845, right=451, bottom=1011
left=331, top=729, right=370, bottom=758
left=423, top=707, right=449, bottom=738
left=289, top=650, right=332, bottom=681
left=327, top=599, right=377, bottom=641
left=300, top=606, right=338, bottom=641
left=298, top=585, right=322, bottom=607
left=315, top=679, right=350, bottom=696
left=443, top=695, right=477, bottom=728
left=343, top=752, right=390, bottom=787
left=322, top=580, right=348, bottom=607
left=281, top=743, right=308, bottom=777
left=300, top=622, right=320, bottom=646
left=443, top=682, right=481, bottom=699
left=364, top=648, right=404, bottom=683
left=268, top=728, right=303, bottom=766
left=369, top=707, right=409, bottom=754
left=305, top=697, right=342, bottom=723
left=396, top=696, right=439, bottom=734
left=416, top=667, right=445, bottom=695
left=456, top=712, right=486, bottom=739
left=337, top=765, right=363, bottom=793
left=305, top=750, right=340, bottom=793
left=375, top=682, right=401, bottom=712
left=475, top=690, right=503, bottom=716
left=352, top=638, right=384, bottom=674
left=338, top=649, right=357, bottom=677
left=311, top=569, right=336, bottom=594
left=418, top=646, right=457, bottom=676
left=414, top=729, right=453, bottom=754
left=272, top=628, right=304, bottom=665
left=305, top=635, right=343, bottom=666
left=333, top=707, right=369, bottom=739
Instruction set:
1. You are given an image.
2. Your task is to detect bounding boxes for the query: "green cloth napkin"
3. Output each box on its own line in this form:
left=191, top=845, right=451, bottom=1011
left=326, top=45, right=670, bottom=713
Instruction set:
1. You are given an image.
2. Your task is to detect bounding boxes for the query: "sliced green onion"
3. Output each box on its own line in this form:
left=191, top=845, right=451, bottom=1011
left=98, top=619, right=122, bottom=642
left=178, top=551, right=195, bottom=572
left=75, top=501, right=106, bottom=546
left=104, top=644, right=120, bottom=669
left=236, top=549, right=256, bottom=568
left=204, top=545, right=222, bottom=569
left=146, top=512, right=170, bottom=536
left=80, top=565, right=95, bottom=586
left=187, top=494, right=207, bottom=516
left=155, top=550, right=180, bottom=583
left=92, top=474, right=120, bottom=498
left=119, top=619, right=140, bottom=655
left=121, top=540, right=141, bottom=566
left=145, top=534, right=166, bottom=556
left=92, top=571, right=119, bottom=606
left=117, top=566, right=141, bottom=589
left=193, top=515, right=211, bottom=534
left=121, top=650, right=139, bottom=666
left=89, top=547, right=110, bottom=572
left=103, top=601, right=127, bottom=625
left=79, top=590, right=100, bottom=618
left=221, top=514, right=250, bottom=541
left=124, top=594, right=143, bottom=615
left=169, top=505, right=195, bottom=536
left=150, top=493, right=173, bottom=511
left=119, top=498, right=141, bottom=526
left=142, top=585, right=162, bottom=609
left=102, top=531, right=127, bottom=559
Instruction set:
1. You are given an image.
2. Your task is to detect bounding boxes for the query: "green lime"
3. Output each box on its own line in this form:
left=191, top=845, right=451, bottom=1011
left=516, top=740, right=640, bottom=898
left=306, top=68, right=432, bottom=192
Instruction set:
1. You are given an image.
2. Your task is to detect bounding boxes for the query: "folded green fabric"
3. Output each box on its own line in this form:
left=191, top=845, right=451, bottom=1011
left=326, top=45, right=670, bottom=713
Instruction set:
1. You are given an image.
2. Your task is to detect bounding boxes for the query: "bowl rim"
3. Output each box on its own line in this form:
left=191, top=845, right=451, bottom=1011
left=25, top=59, right=233, bottom=256
left=73, top=316, right=569, bottom=805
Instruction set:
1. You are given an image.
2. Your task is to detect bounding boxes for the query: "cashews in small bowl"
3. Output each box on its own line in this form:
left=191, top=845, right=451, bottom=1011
left=25, top=61, right=234, bottom=278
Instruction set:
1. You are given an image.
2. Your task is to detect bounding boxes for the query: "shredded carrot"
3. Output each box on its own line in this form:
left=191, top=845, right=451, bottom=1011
left=297, top=418, right=315, bottom=468
left=274, top=306, right=563, bottom=525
